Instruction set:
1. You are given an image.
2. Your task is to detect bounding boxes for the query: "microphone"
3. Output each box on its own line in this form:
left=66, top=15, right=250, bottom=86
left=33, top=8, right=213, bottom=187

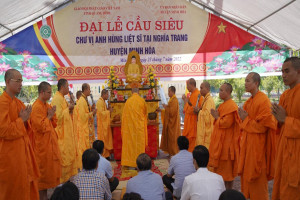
left=196, top=94, right=201, bottom=107
left=90, top=93, right=95, bottom=105
left=69, top=91, right=76, bottom=105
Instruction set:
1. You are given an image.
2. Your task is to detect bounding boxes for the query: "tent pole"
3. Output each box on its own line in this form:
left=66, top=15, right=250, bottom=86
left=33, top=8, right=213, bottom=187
left=0, top=23, right=13, bottom=35
left=247, top=0, right=296, bottom=31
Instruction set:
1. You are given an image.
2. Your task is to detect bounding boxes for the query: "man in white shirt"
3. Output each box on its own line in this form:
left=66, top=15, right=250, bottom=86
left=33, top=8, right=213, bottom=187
left=93, top=140, right=119, bottom=192
left=181, top=145, right=225, bottom=200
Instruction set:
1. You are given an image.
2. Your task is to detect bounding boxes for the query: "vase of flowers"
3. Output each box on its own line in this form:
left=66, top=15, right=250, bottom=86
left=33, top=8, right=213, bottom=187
left=147, top=66, right=160, bottom=99
left=106, top=66, right=119, bottom=90
left=147, top=66, right=156, bottom=89
left=105, top=66, right=119, bottom=101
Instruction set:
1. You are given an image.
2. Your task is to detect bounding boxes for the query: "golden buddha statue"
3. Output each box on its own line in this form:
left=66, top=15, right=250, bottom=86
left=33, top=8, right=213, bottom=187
left=125, top=51, right=143, bottom=83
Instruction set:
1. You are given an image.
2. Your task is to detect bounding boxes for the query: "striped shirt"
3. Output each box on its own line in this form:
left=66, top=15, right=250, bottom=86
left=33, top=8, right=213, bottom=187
left=73, top=169, right=112, bottom=200
left=168, top=150, right=196, bottom=197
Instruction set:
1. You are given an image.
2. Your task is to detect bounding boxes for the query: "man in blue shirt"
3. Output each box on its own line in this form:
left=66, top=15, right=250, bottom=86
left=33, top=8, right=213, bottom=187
left=93, top=140, right=119, bottom=192
left=163, top=136, right=196, bottom=198
left=126, top=153, right=168, bottom=200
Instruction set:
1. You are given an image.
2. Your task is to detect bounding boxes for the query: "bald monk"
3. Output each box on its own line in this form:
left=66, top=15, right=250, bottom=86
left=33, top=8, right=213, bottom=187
left=77, top=83, right=97, bottom=162
left=121, top=88, right=148, bottom=167
left=73, top=90, right=82, bottom=168
left=182, top=78, right=202, bottom=152
left=96, top=89, right=113, bottom=158
left=195, top=81, right=215, bottom=148
left=31, top=82, right=61, bottom=200
left=51, top=79, right=78, bottom=183
left=271, top=57, right=300, bottom=200
left=0, top=69, right=39, bottom=200
left=208, top=83, right=240, bottom=189
left=238, top=72, right=276, bottom=200
left=76, top=90, right=82, bottom=102
left=158, top=86, right=181, bottom=156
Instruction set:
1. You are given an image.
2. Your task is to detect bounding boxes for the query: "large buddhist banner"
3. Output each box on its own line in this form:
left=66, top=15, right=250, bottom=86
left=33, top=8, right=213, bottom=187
left=0, top=0, right=289, bottom=83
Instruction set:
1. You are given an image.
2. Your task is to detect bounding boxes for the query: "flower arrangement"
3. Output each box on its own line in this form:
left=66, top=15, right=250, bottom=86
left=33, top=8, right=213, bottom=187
left=147, top=66, right=159, bottom=88
left=106, top=66, right=119, bottom=90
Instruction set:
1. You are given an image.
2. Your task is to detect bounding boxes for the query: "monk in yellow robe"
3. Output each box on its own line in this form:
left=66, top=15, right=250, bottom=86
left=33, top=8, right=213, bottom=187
left=0, top=69, right=39, bottom=200
left=238, top=72, right=276, bottom=200
left=31, top=82, right=61, bottom=200
left=195, top=82, right=215, bottom=149
left=77, top=83, right=97, bottom=163
left=182, top=78, right=202, bottom=152
left=76, top=90, right=82, bottom=102
left=271, top=57, right=300, bottom=200
left=208, top=83, right=240, bottom=189
left=96, top=89, right=113, bottom=158
left=51, top=79, right=78, bottom=183
left=73, top=90, right=82, bottom=168
left=121, top=88, right=148, bottom=167
left=159, top=86, right=181, bottom=156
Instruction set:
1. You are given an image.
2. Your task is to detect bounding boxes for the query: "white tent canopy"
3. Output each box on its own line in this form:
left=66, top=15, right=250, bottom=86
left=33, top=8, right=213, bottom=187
left=0, top=0, right=299, bottom=50
left=0, top=0, right=72, bottom=41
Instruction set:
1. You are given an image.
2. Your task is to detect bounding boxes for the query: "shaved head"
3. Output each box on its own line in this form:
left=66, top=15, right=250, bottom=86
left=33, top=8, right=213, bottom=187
left=4, top=69, right=20, bottom=83
left=82, top=83, right=91, bottom=96
left=132, top=87, right=139, bottom=94
left=281, top=57, right=300, bottom=88
left=248, top=72, right=261, bottom=86
left=57, top=79, right=68, bottom=91
left=38, top=81, right=51, bottom=93
left=223, top=82, right=233, bottom=94
left=76, top=90, right=82, bottom=100
left=201, top=81, right=210, bottom=91
left=38, top=81, right=52, bottom=102
left=82, top=83, right=89, bottom=92
left=200, top=81, right=210, bottom=97
left=186, top=78, right=196, bottom=92
left=101, top=89, right=108, bottom=96
left=219, top=83, right=232, bottom=101
left=169, top=86, right=176, bottom=93
left=187, top=78, right=196, bottom=87
left=4, top=69, right=23, bottom=96
left=284, top=57, right=300, bottom=70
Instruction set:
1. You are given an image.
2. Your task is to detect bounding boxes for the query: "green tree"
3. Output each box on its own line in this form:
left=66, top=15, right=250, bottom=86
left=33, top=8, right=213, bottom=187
left=228, top=78, right=245, bottom=103
left=0, top=86, right=4, bottom=95
left=275, top=76, right=287, bottom=101
left=206, top=79, right=224, bottom=92
left=261, top=76, right=279, bottom=98
left=0, top=84, right=57, bottom=103
left=18, top=85, right=38, bottom=103
left=51, top=85, right=58, bottom=95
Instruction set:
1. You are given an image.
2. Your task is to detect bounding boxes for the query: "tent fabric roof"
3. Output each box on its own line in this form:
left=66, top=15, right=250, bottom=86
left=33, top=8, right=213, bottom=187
left=192, top=0, right=300, bottom=50
left=0, top=0, right=71, bottom=41
left=0, top=0, right=299, bottom=50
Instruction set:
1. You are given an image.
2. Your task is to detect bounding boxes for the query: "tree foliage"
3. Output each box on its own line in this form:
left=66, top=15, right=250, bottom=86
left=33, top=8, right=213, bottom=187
left=0, top=84, right=58, bottom=103
left=261, top=76, right=279, bottom=97
left=207, top=78, right=246, bottom=103
left=0, top=86, right=4, bottom=94
left=229, top=78, right=245, bottom=103
left=18, top=85, right=38, bottom=103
